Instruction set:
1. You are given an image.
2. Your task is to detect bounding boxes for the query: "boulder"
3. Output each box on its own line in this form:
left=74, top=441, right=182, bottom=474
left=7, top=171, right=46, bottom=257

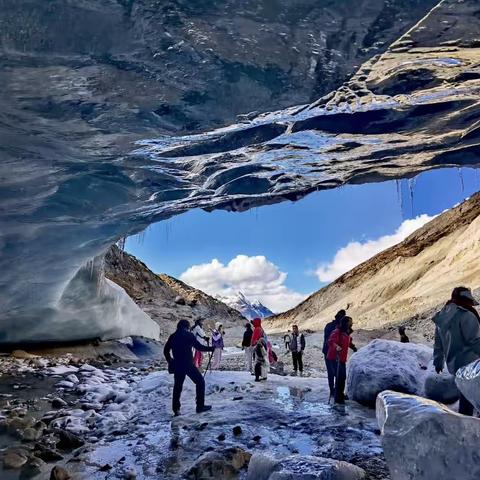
left=4, top=448, right=29, bottom=469
left=50, top=466, right=71, bottom=480
left=455, top=358, right=480, bottom=412
left=185, top=447, right=251, bottom=479
left=377, top=390, right=480, bottom=480
left=424, top=370, right=459, bottom=404
left=347, top=340, right=432, bottom=406
left=247, top=454, right=365, bottom=480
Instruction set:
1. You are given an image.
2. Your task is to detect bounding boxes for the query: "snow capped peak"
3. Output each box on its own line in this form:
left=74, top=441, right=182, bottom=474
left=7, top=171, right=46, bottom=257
left=218, top=292, right=274, bottom=320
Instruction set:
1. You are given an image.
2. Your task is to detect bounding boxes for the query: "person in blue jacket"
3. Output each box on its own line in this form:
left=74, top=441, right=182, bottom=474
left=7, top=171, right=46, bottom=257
left=164, top=319, right=215, bottom=416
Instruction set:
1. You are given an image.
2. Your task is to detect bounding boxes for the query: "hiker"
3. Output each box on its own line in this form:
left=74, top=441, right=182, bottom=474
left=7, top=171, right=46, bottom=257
left=327, top=316, right=355, bottom=404
left=211, top=322, right=224, bottom=370
left=289, top=325, right=305, bottom=375
left=254, top=338, right=269, bottom=381
left=433, top=286, right=480, bottom=416
left=163, top=319, right=215, bottom=415
left=323, top=310, right=346, bottom=395
left=283, top=333, right=291, bottom=352
left=242, top=322, right=254, bottom=373
left=251, top=317, right=265, bottom=346
left=191, top=318, right=209, bottom=369
left=398, top=326, right=410, bottom=343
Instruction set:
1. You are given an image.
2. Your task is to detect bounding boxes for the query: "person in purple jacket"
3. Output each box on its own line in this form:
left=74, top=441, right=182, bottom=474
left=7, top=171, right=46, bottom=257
left=211, top=322, right=225, bottom=369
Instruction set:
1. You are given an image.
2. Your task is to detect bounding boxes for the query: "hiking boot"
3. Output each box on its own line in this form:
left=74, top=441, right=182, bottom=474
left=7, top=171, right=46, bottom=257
left=173, top=410, right=180, bottom=416
left=196, top=405, right=212, bottom=414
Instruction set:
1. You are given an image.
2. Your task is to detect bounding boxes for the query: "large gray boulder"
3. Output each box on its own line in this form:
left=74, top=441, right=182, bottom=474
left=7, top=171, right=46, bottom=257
left=347, top=340, right=432, bottom=407
left=247, top=454, right=365, bottom=480
left=456, top=358, right=480, bottom=412
left=377, top=390, right=480, bottom=480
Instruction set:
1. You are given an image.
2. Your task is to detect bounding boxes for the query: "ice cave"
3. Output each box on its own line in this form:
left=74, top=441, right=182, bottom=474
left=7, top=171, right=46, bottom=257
left=1, top=0, right=480, bottom=479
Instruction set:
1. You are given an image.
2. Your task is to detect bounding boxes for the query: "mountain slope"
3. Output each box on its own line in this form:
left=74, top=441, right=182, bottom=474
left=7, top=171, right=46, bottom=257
left=267, top=192, right=480, bottom=332
left=105, top=246, right=245, bottom=338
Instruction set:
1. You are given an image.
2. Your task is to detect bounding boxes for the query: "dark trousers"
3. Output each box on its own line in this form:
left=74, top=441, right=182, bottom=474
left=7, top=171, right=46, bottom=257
left=327, top=359, right=346, bottom=402
left=459, top=392, right=474, bottom=416
left=325, top=355, right=335, bottom=394
left=292, top=351, right=303, bottom=372
left=254, top=362, right=262, bottom=380
left=172, top=365, right=205, bottom=413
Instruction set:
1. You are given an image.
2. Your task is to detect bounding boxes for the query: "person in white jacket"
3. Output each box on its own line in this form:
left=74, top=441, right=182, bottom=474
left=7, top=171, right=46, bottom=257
left=191, top=318, right=209, bottom=369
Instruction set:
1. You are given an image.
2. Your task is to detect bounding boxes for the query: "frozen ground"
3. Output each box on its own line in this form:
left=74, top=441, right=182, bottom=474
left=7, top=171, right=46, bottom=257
left=0, top=355, right=387, bottom=480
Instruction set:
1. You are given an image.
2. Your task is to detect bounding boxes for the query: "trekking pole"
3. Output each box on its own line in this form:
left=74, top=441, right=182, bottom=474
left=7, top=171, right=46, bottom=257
left=333, top=351, right=341, bottom=404
left=203, top=351, right=213, bottom=379
left=203, top=338, right=213, bottom=379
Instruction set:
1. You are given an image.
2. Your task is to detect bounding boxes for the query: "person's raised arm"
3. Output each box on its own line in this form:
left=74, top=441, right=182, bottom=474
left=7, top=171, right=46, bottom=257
left=191, top=333, right=214, bottom=352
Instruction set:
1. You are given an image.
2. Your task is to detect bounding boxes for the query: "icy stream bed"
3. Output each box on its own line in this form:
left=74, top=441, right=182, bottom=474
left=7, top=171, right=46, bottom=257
left=0, top=355, right=387, bottom=479
left=64, top=371, right=385, bottom=479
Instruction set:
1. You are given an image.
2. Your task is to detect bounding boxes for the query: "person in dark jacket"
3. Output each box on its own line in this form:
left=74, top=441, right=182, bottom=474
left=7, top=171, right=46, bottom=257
left=242, top=322, right=254, bottom=373
left=164, top=319, right=215, bottom=416
left=398, top=326, right=410, bottom=343
left=433, top=286, right=480, bottom=416
left=323, top=310, right=346, bottom=394
left=327, top=316, right=355, bottom=404
left=289, top=325, right=306, bottom=375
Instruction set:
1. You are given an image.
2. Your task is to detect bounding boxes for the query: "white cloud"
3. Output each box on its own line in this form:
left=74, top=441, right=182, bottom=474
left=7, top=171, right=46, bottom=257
left=180, top=255, right=307, bottom=313
left=315, top=214, right=435, bottom=283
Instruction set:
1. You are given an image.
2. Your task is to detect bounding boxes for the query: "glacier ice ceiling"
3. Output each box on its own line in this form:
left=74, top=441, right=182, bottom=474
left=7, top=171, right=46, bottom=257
left=1, top=0, right=480, bottom=344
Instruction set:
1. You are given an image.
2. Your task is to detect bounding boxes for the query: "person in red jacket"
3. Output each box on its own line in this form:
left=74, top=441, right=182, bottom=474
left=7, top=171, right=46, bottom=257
left=327, top=316, right=355, bottom=404
left=251, top=318, right=265, bottom=346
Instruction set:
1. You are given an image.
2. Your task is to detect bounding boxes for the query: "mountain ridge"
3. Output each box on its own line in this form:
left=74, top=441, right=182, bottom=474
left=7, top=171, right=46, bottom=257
left=267, top=192, right=480, bottom=332
left=105, top=246, right=246, bottom=338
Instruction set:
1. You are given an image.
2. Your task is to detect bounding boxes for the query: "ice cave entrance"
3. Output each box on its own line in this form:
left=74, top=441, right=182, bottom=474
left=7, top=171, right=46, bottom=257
left=125, top=166, right=480, bottom=317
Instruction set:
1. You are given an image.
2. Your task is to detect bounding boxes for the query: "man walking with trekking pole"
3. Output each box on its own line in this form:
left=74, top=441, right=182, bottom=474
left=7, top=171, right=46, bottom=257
left=164, top=319, right=215, bottom=416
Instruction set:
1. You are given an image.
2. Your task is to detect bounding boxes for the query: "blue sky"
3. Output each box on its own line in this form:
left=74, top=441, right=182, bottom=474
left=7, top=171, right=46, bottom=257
left=126, top=167, right=479, bottom=312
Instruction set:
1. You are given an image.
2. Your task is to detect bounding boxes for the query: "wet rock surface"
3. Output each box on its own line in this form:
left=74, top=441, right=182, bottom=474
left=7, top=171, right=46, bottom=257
left=377, top=390, right=480, bottom=480
left=347, top=340, right=432, bottom=407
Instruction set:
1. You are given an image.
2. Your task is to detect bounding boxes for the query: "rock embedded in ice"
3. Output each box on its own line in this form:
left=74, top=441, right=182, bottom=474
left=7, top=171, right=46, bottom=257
left=424, top=370, right=459, bottom=404
left=56, top=430, right=85, bottom=450
left=377, top=390, right=480, bottom=480
left=185, top=447, right=251, bottom=479
left=46, top=365, right=79, bottom=376
left=247, top=454, right=365, bottom=480
left=455, top=358, right=480, bottom=412
left=347, top=339, right=432, bottom=406
left=52, top=398, right=68, bottom=409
